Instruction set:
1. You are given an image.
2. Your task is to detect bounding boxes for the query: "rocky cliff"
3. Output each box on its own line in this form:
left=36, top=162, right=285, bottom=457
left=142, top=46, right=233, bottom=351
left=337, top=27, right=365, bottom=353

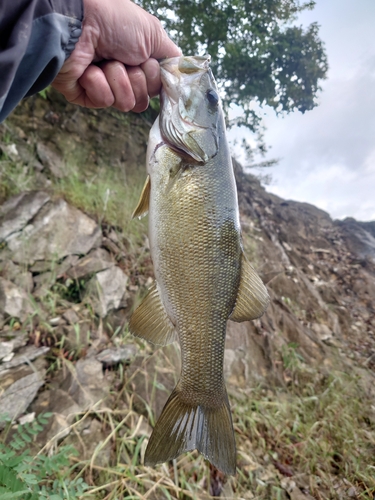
left=0, top=93, right=374, bottom=499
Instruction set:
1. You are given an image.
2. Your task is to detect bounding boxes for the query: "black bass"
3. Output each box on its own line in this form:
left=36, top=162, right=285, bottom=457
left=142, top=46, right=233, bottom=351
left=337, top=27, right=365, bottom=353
left=130, top=55, right=269, bottom=475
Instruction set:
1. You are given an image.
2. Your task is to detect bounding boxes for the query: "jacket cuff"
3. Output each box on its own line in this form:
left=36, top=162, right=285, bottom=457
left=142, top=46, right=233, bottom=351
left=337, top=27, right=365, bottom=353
left=64, top=19, right=83, bottom=60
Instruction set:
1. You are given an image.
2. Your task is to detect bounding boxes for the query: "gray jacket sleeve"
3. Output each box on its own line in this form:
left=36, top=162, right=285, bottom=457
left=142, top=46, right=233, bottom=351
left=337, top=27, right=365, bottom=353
left=0, top=0, right=83, bottom=122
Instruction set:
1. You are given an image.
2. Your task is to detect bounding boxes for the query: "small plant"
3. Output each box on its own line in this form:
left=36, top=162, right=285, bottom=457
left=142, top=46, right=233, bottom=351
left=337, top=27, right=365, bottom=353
left=0, top=413, right=91, bottom=499
left=38, top=86, right=51, bottom=100
left=281, top=342, right=305, bottom=372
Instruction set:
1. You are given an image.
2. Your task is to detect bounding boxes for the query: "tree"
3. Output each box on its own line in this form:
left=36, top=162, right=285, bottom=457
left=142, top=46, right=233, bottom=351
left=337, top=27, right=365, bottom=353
left=137, top=0, right=328, bottom=133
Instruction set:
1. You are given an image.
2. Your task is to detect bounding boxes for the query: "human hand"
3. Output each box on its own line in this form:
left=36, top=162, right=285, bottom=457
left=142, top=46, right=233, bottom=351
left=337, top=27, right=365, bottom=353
left=52, top=0, right=181, bottom=112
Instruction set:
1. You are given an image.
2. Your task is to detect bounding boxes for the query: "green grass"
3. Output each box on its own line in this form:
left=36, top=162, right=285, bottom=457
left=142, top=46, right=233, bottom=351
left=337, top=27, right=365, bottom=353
left=0, top=155, right=38, bottom=202
left=28, top=342, right=372, bottom=500
left=232, top=371, right=375, bottom=498
left=56, top=164, right=148, bottom=250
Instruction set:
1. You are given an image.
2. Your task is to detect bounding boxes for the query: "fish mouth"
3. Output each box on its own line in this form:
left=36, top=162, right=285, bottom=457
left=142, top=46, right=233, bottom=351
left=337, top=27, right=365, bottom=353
left=159, top=55, right=219, bottom=164
left=160, top=55, right=211, bottom=74
left=159, top=55, right=211, bottom=104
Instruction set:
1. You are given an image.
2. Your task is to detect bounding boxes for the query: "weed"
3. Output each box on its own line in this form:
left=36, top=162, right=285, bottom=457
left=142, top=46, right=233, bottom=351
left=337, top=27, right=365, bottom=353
left=56, top=164, right=148, bottom=248
left=281, top=342, right=305, bottom=372
left=38, top=86, right=51, bottom=100
left=0, top=158, right=36, bottom=201
left=0, top=413, right=91, bottom=499
left=232, top=369, right=375, bottom=498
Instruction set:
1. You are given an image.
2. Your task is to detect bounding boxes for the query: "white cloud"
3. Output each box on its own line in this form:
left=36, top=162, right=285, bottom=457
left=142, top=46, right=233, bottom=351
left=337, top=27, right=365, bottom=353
left=230, top=1, right=375, bottom=222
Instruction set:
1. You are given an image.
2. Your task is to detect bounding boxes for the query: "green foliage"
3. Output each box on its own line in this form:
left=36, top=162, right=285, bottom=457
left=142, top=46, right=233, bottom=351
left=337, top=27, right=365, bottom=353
left=281, top=341, right=305, bottom=370
left=137, top=0, right=328, bottom=131
left=0, top=413, right=91, bottom=500
left=0, top=155, right=36, bottom=203
left=38, top=86, right=51, bottom=100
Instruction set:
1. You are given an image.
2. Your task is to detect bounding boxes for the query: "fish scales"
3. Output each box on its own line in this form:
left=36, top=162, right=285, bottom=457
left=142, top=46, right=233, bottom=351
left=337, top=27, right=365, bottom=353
left=151, top=134, right=241, bottom=402
left=130, top=55, right=269, bottom=475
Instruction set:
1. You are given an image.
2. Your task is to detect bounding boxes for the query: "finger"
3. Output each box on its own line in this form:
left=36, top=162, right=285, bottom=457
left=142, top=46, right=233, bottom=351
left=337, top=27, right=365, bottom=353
left=141, top=58, right=161, bottom=98
left=79, top=65, right=115, bottom=108
left=126, top=66, right=149, bottom=113
left=100, top=61, right=136, bottom=112
left=52, top=71, right=86, bottom=105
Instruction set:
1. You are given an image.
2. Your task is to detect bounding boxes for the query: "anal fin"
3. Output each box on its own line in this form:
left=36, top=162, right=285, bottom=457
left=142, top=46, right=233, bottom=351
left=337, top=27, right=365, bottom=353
left=132, top=175, right=151, bottom=219
left=129, top=282, right=177, bottom=345
left=229, top=253, right=270, bottom=322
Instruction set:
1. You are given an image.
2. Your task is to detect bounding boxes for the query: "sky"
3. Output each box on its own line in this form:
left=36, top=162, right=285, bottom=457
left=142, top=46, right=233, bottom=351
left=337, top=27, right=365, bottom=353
left=229, top=0, right=375, bottom=222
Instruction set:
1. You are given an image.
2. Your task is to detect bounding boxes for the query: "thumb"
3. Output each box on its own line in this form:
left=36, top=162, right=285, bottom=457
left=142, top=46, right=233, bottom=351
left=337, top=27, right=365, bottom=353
left=148, top=18, right=182, bottom=60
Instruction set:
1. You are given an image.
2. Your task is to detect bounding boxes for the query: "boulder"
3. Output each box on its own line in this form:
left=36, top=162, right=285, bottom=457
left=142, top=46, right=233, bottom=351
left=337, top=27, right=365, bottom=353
left=67, top=247, right=114, bottom=279
left=66, top=357, right=110, bottom=408
left=0, top=260, right=33, bottom=292
left=0, top=191, right=50, bottom=241
left=6, top=198, right=102, bottom=264
left=0, top=277, right=33, bottom=321
left=0, top=371, right=45, bottom=427
left=0, top=345, right=50, bottom=373
left=85, top=266, right=128, bottom=317
left=36, top=142, right=67, bottom=178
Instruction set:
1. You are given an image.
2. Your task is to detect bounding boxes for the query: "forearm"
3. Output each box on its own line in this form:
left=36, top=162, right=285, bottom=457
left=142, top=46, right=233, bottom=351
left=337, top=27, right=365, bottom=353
left=0, top=0, right=83, bottom=122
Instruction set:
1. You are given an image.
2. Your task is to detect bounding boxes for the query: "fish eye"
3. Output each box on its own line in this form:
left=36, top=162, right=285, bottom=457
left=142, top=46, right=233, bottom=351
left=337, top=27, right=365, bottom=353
left=206, top=89, right=219, bottom=106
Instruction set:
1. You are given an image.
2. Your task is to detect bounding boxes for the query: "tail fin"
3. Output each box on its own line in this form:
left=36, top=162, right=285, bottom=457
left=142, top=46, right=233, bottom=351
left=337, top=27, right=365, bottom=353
left=144, top=386, right=236, bottom=475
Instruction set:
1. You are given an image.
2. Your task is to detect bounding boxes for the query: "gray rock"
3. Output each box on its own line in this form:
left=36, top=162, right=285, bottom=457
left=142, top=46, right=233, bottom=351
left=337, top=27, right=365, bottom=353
left=311, top=323, right=332, bottom=342
left=0, top=345, right=50, bottom=373
left=67, top=248, right=114, bottom=279
left=36, top=142, right=66, bottom=178
left=0, top=277, right=33, bottom=321
left=78, top=418, right=112, bottom=467
left=62, top=321, right=91, bottom=351
left=30, top=254, right=80, bottom=277
left=0, top=142, right=19, bottom=161
left=336, top=217, right=375, bottom=260
left=0, top=365, right=34, bottom=392
left=0, top=341, right=14, bottom=361
left=0, top=260, right=33, bottom=292
left=15, top=142, right=36, bottom=165
left=107, top=230, right=120, bottom=244
left=62, top=308, right=80, bottom=325
left=0, top=331, right=27, bottom=352
left=85, top=266, right=128, bottom=317
left=33, top=271, right=56, bottom=289
left=29, top=260, right=56, bottom=274
left=126, top=344, right=180, bottom=419
left=96, top=345, right=137, bottom=366
left=7, top=198, right=102, bottom=265
left=0, top=333, right=28, bottom=363
left=44, top=388, right=82, bottom=444
left=55, top=254, right=81, bottom=277
left=0, top=191, right=50, bottom=242
left=0, top=371, right=45, bottom=427
left=68, top=357, right=109, bottom=408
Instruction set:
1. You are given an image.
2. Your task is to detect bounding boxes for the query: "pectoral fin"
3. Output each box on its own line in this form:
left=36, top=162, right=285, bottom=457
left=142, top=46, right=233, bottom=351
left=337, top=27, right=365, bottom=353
left=132, top=175, right=151, bottom=219
left=129, top=282, right=177, bottom=345
left=229, top=254, right=270, bottom=322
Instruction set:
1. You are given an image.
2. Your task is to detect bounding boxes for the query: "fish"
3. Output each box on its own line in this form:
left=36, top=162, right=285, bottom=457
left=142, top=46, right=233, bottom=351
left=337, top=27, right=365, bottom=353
left=129, top=55, right=269, bottom=475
